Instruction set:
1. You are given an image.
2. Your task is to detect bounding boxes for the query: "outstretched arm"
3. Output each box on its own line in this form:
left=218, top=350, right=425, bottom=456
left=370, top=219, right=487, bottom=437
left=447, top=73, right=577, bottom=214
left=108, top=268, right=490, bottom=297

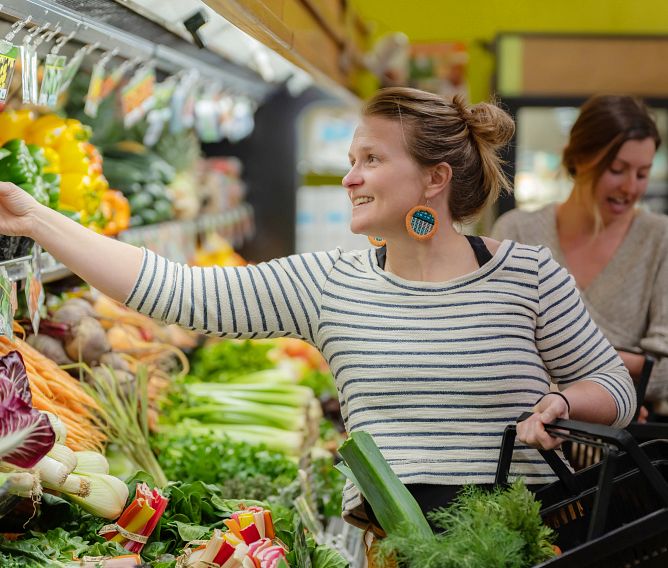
left=0, top=182, right=142, bottom=302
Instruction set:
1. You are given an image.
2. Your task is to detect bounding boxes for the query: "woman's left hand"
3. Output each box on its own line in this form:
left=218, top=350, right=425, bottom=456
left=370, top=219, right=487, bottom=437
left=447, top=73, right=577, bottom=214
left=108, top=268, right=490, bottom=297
left=516, top=393, right=570, bottom=450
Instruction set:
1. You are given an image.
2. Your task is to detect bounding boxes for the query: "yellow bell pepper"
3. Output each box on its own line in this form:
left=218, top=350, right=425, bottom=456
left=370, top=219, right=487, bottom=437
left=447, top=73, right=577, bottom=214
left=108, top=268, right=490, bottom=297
left=24, top=114, right=68, bottom=147
left=64, top=118, right=92, bottom=142
left=59, top=172, right=105, bottom=217
left=56, top=140, right=90, bottom=175
left=42, top=147, right=61, bottom=174
left=0, top=110, right=36, bottom=146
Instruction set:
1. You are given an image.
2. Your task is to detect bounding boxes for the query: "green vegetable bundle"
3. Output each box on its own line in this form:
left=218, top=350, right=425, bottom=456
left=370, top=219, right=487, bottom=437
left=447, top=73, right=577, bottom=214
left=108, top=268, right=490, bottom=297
left=337, top=431, right=557, bottom=568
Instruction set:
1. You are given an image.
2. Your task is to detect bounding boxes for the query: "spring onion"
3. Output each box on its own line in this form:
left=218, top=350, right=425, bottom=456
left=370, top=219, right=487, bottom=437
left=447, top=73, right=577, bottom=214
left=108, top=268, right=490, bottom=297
left=77, top=364, right=168, bottom=486
left=33, top=454, right=70, bottom=487
left=0, top=470, right=41, bottom=499
left=74, top=450, right=110, bottom=474
left=47, top=443, right=78, bottom=475
left=67, top=472, right=129, bottom=520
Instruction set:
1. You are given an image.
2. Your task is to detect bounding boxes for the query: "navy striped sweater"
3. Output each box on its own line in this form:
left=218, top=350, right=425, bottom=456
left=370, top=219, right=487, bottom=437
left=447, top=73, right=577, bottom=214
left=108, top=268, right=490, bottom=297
left=125, top=240, right=635, bottom=515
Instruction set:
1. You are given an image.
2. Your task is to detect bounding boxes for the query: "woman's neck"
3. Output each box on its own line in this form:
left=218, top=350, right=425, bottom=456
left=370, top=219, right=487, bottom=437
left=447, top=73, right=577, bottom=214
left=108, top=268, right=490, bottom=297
left=558, top=192, right=635, bottom=240
left=383, top=224, right=477, bottom=282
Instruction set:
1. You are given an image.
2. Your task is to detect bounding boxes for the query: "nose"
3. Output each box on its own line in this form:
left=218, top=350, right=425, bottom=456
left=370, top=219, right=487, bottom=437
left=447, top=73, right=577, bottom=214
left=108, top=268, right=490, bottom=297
left=342, top=164, right=361, bottom=189
left=622, top=171, right=640, bottom=195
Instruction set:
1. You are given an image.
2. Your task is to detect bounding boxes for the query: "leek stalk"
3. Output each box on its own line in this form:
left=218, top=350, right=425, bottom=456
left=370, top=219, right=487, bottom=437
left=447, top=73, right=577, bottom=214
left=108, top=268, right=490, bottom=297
left=337, top=431, right=432, bottom=538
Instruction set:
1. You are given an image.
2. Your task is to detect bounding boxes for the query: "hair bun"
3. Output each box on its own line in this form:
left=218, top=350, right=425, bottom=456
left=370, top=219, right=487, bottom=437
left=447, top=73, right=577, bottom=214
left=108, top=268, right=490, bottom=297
left=453, top=95, right=515, bottom=151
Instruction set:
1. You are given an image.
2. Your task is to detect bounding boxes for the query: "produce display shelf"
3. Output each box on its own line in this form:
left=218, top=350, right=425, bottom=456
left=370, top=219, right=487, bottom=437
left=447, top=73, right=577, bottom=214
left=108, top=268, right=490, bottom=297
left=0, top=250, right=73, bottom=284
left=0, top=205, right=254, bottom=284
left=117, top=204, right=255, bottom=263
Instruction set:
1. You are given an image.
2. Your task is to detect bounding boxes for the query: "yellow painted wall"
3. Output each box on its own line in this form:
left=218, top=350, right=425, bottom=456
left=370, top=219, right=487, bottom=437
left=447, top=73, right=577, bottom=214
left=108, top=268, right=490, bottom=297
left=352, top=0, right=668, bottom=102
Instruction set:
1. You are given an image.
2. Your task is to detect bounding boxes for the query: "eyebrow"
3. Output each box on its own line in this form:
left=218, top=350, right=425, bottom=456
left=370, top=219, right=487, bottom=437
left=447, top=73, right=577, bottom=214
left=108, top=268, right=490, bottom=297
left=348, top=144, right=376, bottom=159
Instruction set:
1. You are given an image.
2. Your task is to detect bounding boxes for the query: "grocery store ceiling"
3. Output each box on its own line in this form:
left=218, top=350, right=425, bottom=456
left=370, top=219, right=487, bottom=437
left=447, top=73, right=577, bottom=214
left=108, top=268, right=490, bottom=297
left=119, top=0, right=312, bottom=92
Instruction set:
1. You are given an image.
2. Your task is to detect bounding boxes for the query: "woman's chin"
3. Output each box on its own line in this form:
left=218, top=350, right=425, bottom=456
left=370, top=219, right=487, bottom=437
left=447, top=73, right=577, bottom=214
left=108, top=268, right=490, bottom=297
left=349, top=220, right=368, bottom=236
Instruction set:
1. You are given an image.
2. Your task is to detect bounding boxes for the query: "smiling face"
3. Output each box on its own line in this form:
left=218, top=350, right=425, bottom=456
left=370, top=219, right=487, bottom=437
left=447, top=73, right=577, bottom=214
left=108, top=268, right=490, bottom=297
left=343, top=116, right=427, bottom=238
left=589, top=137, right=656, bottom=225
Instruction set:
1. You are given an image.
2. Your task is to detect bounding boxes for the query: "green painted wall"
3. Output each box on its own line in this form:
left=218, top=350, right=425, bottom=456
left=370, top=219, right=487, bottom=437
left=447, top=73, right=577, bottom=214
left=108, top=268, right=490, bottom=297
left=352, top=0, right=668, bottom=102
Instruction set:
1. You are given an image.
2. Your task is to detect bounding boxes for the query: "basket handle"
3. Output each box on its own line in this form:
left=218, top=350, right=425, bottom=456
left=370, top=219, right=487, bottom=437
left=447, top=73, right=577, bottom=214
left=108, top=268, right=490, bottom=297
left=495, top=412, right=668, bottom=508
left=494, top=416, right=580, bottom=493
left=632, top=354, right=654, bottom=421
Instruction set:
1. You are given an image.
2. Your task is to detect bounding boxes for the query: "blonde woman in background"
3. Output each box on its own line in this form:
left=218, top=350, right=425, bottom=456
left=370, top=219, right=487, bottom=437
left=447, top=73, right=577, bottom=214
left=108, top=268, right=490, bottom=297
left=492, top=94, right=668, bottom=420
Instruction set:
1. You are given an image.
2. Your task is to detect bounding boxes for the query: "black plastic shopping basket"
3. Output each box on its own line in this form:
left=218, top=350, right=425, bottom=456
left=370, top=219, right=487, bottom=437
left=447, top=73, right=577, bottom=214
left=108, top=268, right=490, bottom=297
left=495, top=412, right=668, bottom=567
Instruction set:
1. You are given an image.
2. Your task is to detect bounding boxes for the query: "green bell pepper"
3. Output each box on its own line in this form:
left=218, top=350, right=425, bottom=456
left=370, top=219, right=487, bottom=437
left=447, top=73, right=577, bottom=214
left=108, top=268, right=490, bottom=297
left=42, top=172, right=60, bottom=209
left=27, top=144, right=48, bottom=174
left=18, top=176, right=49, bottom=207
left=0, top=139, right=39, bottom=185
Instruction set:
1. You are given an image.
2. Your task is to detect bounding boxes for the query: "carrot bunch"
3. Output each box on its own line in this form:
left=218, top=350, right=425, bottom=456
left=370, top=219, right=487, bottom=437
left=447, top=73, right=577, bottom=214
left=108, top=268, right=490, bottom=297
left=0, top=334, right=106, bottom=451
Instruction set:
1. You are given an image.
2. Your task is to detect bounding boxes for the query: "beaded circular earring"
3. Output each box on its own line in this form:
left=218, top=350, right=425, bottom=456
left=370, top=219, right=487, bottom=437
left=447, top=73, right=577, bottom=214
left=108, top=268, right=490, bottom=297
left=368, top=235, right=387, bottom=247
left=405, top=204, right=439, bottom=241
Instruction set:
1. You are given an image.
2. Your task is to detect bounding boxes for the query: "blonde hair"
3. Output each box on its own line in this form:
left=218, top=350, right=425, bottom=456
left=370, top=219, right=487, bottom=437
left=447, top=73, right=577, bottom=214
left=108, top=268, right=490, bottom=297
left=362, top=87, right=515, bottom=223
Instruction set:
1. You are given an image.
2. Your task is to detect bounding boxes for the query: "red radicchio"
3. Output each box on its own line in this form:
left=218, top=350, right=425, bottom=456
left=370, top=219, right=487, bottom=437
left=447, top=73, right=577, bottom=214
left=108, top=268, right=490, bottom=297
left=0, top=351, right=55, bottom=468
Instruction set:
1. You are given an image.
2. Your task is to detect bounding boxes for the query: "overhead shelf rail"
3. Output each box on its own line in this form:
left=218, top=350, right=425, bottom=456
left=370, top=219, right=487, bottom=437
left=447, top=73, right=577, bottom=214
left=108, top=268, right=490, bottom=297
left=0, top=0, right=275, bottom=101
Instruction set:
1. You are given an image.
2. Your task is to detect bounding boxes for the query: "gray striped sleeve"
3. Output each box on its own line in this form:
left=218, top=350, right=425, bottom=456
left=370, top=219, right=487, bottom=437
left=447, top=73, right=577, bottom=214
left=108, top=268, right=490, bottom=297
left=535, top=247, right=636, bottom=427
left=124, top=248, right=340, bottom=342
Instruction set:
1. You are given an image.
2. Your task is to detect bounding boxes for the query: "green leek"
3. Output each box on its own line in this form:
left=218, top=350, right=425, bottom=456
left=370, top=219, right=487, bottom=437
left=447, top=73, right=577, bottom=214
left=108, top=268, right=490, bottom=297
left=337, top=431, right=432, bottom=538
left=186, top=383, right=313, bottom=408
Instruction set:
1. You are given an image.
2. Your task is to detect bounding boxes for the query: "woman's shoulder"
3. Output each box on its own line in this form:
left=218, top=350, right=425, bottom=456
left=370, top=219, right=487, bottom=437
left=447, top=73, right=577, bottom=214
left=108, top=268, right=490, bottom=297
left=636, top=208, right=668, bottom=230
left=498, top=203, right=555, bottom=224
left=634, top=209, right=668, bottom=249
left=491, top=203, right=556, bottom=242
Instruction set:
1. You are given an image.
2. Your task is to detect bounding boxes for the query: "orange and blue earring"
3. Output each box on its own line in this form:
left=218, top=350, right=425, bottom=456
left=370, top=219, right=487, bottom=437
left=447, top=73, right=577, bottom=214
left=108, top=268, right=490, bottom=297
left=368, top=235, right=386, bottom=247
left=405, top=203, right=438, bottom=241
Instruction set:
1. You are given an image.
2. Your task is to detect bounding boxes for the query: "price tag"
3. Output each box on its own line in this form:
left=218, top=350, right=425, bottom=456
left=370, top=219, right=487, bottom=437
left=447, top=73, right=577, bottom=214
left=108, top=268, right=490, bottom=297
left=10, top=281, right=18, bottom=316
left=143, top=78, right=177, bottom=146
left=121, top=66, right=156, bottom=128
left=59, top=47, right=86, bottom=95
left=84, top=57, right=107, bottom=117
left=0, top=267, right=14, bottom=338
left=170, top=70, right=198, bottom=133
left=25, top=245, right=44, bottom=334
left=20, top=41, right=38, bottom=104
left=100, top=62, right=127, bottom=99
left=195, top=98, right=223, bottom=143
left=38, top=53, right=67, bottom=107
left=0, top=40, right=19, bottom=103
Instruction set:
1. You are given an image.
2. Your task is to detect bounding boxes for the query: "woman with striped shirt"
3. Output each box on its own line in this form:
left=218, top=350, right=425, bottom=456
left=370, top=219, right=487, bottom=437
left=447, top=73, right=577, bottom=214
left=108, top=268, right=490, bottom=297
left=0, top=87, right=635, bottom=531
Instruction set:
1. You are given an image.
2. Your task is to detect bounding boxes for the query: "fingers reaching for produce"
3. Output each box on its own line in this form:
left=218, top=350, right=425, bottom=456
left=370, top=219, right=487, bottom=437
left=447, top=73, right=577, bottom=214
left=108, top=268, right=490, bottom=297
left=0, top=181, right=39, bottom=237
left=516, top=392, right=570, bottom=450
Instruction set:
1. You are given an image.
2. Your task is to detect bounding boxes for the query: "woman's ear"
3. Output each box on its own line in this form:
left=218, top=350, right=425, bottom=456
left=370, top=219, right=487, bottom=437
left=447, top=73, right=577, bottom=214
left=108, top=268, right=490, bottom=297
left=425, top=162, right=452, bottom=200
